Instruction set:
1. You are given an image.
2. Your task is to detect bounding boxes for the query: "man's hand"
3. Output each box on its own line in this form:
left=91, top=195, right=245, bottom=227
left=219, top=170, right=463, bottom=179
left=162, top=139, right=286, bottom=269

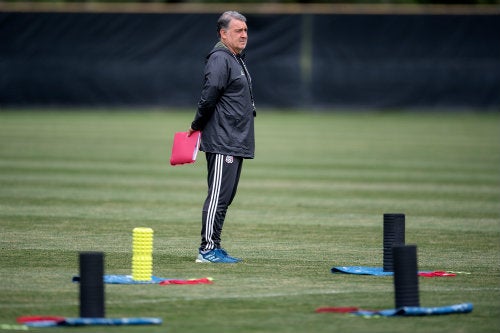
left=187, top=128, right=195, bottom=137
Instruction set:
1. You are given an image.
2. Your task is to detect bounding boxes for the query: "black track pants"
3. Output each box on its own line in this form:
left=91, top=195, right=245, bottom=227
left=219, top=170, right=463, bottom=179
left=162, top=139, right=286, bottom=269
left=200, top=152, right=243, bottom=251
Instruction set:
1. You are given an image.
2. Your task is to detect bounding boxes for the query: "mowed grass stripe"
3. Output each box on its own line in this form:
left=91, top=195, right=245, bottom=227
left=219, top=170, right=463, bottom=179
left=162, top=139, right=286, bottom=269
left=1, top=182, right=498, bottom=208
left=3, top=164, right=498, bottom=186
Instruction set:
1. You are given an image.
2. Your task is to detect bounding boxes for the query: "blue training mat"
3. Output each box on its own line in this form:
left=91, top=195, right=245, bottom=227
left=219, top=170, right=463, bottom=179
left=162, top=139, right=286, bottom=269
left=64, top=317, right=163, bottom=326
left=72, top=274, right=167, bottom=284
left=331, top=266, right=439, bottom=276
left=331, top=266, right=395, bottom=276
left=353, top=302, right=473, bottom=317
left=23, top=317, right=163, bottom=327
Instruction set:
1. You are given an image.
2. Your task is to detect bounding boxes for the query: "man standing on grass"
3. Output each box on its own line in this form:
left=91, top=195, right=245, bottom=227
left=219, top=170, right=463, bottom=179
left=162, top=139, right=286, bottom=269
left=188, top=11, right=256, bottom=263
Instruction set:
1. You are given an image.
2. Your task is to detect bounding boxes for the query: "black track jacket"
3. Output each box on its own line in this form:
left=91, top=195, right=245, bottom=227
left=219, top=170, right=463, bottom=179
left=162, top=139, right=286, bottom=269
left=191, top=42, right=256, bottom=159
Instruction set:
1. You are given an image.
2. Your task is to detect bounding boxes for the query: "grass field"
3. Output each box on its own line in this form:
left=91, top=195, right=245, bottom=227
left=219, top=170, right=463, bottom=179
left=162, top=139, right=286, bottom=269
left=0, top=109, right=499, bottom=333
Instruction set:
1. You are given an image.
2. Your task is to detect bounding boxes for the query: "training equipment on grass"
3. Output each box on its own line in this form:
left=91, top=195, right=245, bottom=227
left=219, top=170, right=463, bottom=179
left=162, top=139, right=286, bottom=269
left=72, top=229, right=212, bottom=285
left=383, top=213, right=405, bottom=272
left=73, top=227, right=211, bottom=285
left=132, top=227, right=154, bottom=281
left=24, top=251, right=164, bottom=327
left=17, top=316, right=163, bottom=327
left=331, top=266, right=456, bottom=277
left=315, top=302, right=473, bottom=317
left=325, top=221, right=472, bottom=317
left=79, top=252, right=105, bottom=318
left=393, top=245, right=420, bottom=307
left=331, top=213, right=454, bottom=277
left=72, top=274, right=213, bottom=285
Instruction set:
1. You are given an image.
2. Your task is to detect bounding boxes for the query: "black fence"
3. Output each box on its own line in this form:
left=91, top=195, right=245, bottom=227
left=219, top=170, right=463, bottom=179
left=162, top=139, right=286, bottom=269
left=1, top=10, right=499, bottom=109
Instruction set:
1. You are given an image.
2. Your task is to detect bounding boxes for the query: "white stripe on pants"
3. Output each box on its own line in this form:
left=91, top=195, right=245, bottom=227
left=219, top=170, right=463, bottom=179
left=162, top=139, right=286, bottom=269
left=200, top=153, right=242, bottom=251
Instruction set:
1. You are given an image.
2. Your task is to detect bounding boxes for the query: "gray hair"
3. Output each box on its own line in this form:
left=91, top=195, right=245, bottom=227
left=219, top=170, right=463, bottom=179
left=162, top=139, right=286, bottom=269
left=217, top=11, right=246, bottom=38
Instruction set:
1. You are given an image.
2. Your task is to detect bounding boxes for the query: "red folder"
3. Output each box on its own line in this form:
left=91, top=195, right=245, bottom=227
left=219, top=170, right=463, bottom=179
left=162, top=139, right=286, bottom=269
left=170, top=131, right=201, bottom=166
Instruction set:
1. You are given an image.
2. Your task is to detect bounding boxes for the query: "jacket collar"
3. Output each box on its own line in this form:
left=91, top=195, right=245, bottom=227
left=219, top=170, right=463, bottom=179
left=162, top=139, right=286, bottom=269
left=209, top=41, right=246, bottom=59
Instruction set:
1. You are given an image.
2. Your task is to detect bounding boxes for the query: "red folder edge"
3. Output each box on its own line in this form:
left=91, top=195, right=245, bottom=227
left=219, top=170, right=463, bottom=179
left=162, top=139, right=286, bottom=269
left=170, top=131, right=201, bottom=166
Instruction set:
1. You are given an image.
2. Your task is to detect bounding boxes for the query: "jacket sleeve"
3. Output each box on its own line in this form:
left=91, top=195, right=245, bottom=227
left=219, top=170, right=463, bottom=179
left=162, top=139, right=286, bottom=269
left=191, top=52, right=229, bottom=131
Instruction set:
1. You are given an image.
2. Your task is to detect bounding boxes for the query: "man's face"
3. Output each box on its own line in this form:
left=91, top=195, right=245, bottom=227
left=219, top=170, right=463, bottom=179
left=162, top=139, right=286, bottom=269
left=221, top=19, right=248, bottom=55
